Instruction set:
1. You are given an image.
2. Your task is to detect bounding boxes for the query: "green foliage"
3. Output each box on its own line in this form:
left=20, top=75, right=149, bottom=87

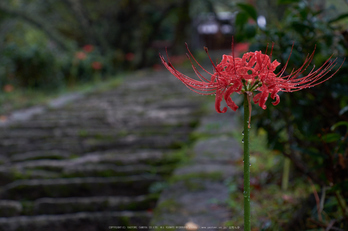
left=1, top=43, right=64, bottom=90
left=0, top=0, right=193, bottom=93
left=237, top=3, right=257, bottom=21
left=238, top=1, right=348, bottom=229
left=227, top=124, right=313, bottom=230
left=235, top=3, right=258, bottom=41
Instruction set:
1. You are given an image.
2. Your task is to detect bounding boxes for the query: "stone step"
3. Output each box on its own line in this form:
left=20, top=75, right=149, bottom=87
left=83, top=135, right=189, bottom=152
left=0, top=69, right=204, bottom=230
left=0, top=129, right=52, bottom=139
left=10, top=150, right=72, bottom=162
left=0, top=126, right=192, bottom=141
left=0, top=163, right=173, bottom=185
left=0, top=156, right=9, bottom=165
left=0, top=128, right=192, bottom=155
left=3, top=111, right=196, bottom=131
left=0, top=175, right=161, bottom=200
left=5, top=120, right=112, bottom=129
left=41, top=98, right=197, bottom=116
left=0, top=139, right=82, bottom=155
left=4, top=149, right=169, bottom=167
left=33, top=195, right=157, bottom=215
left=34, top=111, right=107, bottom=120
left=0, top=128, right=116, bottom=139
left=0, top=200, right=22, bottom=217
left=0, top=211, right=152, bottom=231
left=0, top=135, right=184, bottom=155
left=0, top=168, right=61, bottom=186
left=62, top=164, right=174, bottom=178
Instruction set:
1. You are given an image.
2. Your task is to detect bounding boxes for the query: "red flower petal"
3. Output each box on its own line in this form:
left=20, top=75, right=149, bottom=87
left=215, top=90, right=228, bottom=113
left=160, top=41, right=343, bottom=113
left=224, top=86, right=238, bottom=111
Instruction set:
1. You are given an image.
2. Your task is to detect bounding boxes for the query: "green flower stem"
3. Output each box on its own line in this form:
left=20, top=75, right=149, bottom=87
left=243, top=93, right=251, bottom=231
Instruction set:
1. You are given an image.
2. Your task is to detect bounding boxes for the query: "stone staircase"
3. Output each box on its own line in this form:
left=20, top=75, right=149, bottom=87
left=0, top=70, right=204, bottom=231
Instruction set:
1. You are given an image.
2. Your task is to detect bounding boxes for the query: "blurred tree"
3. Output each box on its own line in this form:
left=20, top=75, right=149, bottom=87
left=0, top=1, right=69, bottom=50
left=0, top=0, right=195, bottom=64
left=0, top=0, right=197, bottom=90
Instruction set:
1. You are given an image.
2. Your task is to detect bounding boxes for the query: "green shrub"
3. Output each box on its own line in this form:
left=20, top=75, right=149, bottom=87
left=0, top=43, right=64, bottom=91
left=239, top=0, right=348, bottom=229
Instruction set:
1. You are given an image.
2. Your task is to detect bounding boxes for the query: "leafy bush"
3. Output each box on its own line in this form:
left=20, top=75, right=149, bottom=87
left=238, top=0, right=348, bottom=229
left=0, top=42, right=113, bottom=92
left=0, top=43, right=65, bottom=90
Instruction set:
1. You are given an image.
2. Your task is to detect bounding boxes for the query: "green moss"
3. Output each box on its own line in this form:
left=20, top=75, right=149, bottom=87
left=189, top=132, right=210, bottom=142
left=119, top=194, right=158, bottom=211
left=146, top=165, right=174, bottom=177
left=170, top=172, right=223, bottom=183
left=149, top=182, right=170, bottom=194
left=188, top=119, right=199, bottom=128
left=79, top=130, right=115, bottom=141
left=154, top=199, right=180, bottom=214
left=20, top=200, right=34, bottom=215
left=62, top=169, right=123, bottom=178
left=11, top=169, right=26, bottom=180
left=93, top=134, right=114, bottom=141
left=151, top=199, right=184, bottom=230
left=168, top=141, right=186, bottom=149
left=117, top=130, right=128, bottom=138
left=167, top=172, right=223, bottom=192
left=183, top=180, right=205, bottom=191
left=69, top=154, right=80, bottom=159
left=119, top=215, right=131, bottom=226
left=78, top=129, right=88, bottom=137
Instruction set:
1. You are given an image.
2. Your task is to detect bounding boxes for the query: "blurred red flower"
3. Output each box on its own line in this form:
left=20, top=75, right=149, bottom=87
left=3, top=84, right=14, bottom=92
left=0, top=115, right=7, bottom=122
left=91, top=61, right=102, bottom=70
left=75, top=51, right=87, bottom=60
left=125, top=52, right=135, bottom=61
left=83, top=44, right=94, bottom=53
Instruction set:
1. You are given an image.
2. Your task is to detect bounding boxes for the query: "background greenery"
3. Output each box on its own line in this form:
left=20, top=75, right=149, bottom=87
left=0, top=0, right=197, bottom=91
left=235, top=0, right=348, bottom=230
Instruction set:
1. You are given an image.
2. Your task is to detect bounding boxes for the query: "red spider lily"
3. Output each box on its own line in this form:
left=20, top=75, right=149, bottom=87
left=83, top=44, right=94, bottom=53
left=160, top=43, right=343, bottom=114
left=91, top=61, right=102, bottom=70
left=3, top=84, right=14, bottom=93
left=75, top=51, right=87, bottom=60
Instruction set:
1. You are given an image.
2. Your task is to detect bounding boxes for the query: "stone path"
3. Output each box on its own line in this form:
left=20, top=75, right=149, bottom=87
left=150, top=109, right=243, bottom=231
left=0, top=69, right=207, bottom=231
